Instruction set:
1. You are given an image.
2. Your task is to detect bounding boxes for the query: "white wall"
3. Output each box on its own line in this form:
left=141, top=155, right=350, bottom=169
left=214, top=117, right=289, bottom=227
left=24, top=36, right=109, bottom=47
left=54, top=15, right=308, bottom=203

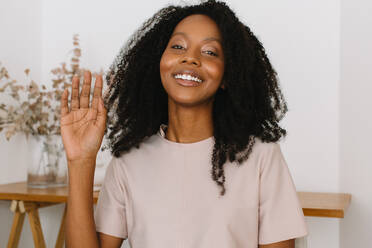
left=1, top=0, right=360, bottom=247
left=339, top=0, right=372, bottom=247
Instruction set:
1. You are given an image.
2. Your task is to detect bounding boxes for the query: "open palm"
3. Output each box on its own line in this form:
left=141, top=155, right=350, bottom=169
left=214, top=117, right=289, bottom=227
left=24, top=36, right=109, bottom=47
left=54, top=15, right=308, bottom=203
left=60, top=71, right=107, bottom=163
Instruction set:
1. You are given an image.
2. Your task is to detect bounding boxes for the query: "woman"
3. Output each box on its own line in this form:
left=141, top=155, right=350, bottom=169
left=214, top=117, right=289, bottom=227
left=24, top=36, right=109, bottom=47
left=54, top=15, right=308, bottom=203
left=61, top=1, right=308, bottom=247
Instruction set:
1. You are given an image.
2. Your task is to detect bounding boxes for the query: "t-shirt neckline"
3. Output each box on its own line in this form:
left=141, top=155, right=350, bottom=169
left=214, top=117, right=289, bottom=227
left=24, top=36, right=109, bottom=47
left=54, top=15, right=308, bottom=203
left=157, top=124, right=214, bottom=146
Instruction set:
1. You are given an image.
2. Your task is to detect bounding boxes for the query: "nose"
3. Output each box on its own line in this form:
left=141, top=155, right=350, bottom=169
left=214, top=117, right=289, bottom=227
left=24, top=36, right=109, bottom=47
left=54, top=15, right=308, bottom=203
left=180, top=50, right=200, bottom=66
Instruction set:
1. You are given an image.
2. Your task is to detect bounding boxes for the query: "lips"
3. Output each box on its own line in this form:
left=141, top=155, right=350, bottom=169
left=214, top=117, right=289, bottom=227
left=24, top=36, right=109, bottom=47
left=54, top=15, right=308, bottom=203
left=172, top=69, right=204, bottom=82
left=174, top=77, right=200, bottom=87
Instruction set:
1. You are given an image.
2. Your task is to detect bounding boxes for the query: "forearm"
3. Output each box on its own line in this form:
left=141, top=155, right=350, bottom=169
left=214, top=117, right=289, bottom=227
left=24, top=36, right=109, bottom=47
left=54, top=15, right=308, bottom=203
left=66, top=159, right=100, bottom=248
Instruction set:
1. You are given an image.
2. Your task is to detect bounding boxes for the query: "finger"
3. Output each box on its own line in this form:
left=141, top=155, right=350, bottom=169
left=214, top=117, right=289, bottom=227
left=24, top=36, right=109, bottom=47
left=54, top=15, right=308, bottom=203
left=96, top=96, right=107, bottom=126
left=80, top=70, right=92, bottom=108
left=60, top=89, right=69, bottom=117
left=91, top=74, right=103, bottom=110
left=71, top=76, right=80, bottom=111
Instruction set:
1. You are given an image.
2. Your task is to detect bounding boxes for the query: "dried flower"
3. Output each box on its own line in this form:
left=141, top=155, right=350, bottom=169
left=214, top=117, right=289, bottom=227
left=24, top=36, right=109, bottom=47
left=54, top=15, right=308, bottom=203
left=0, top=34, right=102, bottom=140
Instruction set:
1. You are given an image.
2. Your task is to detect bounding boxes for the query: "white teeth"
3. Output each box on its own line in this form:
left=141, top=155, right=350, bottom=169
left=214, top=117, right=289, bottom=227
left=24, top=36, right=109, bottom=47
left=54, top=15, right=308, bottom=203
left=174, top=74, right=202, bottom=83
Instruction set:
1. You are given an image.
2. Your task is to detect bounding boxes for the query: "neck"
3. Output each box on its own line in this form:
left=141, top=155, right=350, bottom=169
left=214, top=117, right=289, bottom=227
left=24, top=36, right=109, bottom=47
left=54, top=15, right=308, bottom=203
left=166, top=100, right=214, bottom=143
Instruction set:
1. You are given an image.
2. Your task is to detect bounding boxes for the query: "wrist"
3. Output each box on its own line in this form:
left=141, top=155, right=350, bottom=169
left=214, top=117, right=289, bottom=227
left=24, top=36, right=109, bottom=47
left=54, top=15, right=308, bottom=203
left=67, top=158, right=96, bottom=182
left=67, top=157, right=97, bottom=166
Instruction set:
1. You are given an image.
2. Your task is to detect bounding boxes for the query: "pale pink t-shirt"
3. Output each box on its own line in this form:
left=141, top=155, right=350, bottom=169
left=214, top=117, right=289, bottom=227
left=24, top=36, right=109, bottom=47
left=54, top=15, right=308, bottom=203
left=94, top=124, right=308, bottom=247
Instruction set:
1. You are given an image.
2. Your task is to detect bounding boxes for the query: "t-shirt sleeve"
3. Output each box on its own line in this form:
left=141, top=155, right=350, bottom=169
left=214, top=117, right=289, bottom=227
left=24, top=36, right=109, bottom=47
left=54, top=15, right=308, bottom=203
left=94, top=156, right=128, bottom=239
left=258, top=142, right=308, bottom=245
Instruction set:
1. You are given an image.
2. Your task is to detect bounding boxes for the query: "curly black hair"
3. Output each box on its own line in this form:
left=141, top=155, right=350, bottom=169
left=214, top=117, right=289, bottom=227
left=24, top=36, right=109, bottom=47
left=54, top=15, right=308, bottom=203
left=104, top=0, right=288, bottom=196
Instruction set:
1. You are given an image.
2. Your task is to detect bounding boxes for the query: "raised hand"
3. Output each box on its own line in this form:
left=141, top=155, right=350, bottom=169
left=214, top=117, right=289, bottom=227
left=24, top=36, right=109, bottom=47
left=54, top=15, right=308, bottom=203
left=60, top=70, right=107, bottom=164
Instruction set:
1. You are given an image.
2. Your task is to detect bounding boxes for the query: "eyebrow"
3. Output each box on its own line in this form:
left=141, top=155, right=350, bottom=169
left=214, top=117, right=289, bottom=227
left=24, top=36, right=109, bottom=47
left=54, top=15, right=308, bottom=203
left=171, top=32, right=222, bottom=44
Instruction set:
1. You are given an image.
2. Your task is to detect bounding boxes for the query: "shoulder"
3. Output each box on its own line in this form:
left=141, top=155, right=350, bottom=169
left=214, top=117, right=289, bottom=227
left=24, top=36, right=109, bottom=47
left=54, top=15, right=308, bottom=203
left=251, top=137, right=281, bottom=157
left=250, top=137, right=285, bottom=172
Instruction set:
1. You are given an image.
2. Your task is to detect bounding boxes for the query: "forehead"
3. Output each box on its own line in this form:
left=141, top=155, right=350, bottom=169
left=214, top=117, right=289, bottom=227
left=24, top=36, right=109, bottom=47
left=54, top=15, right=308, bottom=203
left=172, top=14, right=222, bottom=40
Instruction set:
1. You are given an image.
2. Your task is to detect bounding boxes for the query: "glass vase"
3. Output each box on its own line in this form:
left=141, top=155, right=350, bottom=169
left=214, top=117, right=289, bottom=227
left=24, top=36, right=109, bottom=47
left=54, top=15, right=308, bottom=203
left=26, top=135, right=67, bottom=188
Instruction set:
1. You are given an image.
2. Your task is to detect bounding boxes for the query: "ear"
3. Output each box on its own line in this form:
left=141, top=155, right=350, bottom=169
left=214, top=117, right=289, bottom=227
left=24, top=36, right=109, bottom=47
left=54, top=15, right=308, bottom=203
left=219, top=79, right=225, bottom=89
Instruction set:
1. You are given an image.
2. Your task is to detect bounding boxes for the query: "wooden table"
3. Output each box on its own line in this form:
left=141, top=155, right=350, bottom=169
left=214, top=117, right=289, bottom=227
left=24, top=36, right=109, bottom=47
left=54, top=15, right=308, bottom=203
left=0, top=182, right=99, bottom=248
left=298, top=191, right=352, bottom=218
left=0, top=182, right=351, bottom=248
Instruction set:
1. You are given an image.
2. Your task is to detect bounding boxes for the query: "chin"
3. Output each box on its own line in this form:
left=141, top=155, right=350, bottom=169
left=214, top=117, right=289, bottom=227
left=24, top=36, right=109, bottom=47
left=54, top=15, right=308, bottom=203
left=168, top=93, right=214, bottom=108
left=170, top=96, right=199, bottom=106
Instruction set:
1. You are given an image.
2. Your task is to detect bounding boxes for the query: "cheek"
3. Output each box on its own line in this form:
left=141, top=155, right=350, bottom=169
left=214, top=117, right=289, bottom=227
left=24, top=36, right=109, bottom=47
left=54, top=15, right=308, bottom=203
left=159, top=53, right=177, bottom=93
left=205, top=61, right=224, bottom=83
left=160, top=52, right=175, bottom=77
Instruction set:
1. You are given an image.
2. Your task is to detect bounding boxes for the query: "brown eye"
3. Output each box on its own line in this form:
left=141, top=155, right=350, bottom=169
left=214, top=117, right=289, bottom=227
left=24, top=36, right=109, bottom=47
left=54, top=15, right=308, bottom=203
left=204, top=50, right=218, bottom=56
left=171, top=44, right=184, bottom=49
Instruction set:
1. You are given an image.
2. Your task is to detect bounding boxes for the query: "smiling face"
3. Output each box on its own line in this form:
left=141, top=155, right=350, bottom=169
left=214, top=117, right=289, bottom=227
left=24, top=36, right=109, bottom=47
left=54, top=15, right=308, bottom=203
left=160, top=14, right=225, bottom=107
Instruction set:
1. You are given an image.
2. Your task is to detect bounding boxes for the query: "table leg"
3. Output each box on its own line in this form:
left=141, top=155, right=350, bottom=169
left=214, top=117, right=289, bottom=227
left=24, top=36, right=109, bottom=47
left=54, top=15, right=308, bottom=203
left=7, top=200, right=25, bottom=248
left=21, top=201, right=46, bottom=248
left=55, top=203, right=67, bottom=248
